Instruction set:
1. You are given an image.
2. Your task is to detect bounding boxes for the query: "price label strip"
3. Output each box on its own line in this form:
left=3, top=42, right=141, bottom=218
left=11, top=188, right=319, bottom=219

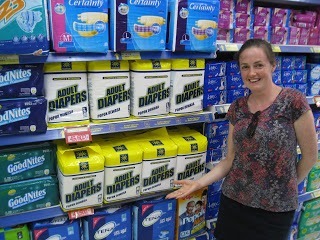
left=0, top=55, right=19, bottom=64
left=64, top=125, right=92, bottom=144
left=121, top=51, right=141, bottom=60
left=68, top=207, right=94, bottom=219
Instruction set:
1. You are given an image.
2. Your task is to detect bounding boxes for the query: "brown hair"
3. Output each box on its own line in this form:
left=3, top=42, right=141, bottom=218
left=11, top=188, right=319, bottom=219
left=234, top=39, right=276, bottom=66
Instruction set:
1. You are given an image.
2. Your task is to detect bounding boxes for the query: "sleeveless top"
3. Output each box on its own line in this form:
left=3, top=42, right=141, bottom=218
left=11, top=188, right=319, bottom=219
left=223, top=88, right=311, bottom=212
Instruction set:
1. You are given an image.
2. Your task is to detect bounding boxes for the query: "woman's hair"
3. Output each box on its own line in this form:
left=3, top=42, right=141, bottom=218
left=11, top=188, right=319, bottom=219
left=234, top=39, right=276, bottom=66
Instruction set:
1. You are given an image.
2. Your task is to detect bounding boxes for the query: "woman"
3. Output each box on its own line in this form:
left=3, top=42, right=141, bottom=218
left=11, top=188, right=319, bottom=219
left=166, top=39, right=318, bottom=240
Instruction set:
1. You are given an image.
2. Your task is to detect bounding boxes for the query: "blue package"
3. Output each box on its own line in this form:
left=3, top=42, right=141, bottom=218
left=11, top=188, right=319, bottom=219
left=206, top=190, right=221, bottom=219
left=206, top=148, right=226, bottom=164
left=133, top=198, right=176, bottom=240
left=0, top=97, right=47, bottom=136
left=31, top=216, right=81, bottom=240
left=226, top=61, right=240, bottom=75
left=275, top=56, right=282, bottom=71
left=208, top=135, right=227, bottom=150
left=281, top=56, right=295, bottom=70
left=205, top=62, right=226, bottom=78
left=83, top=206, right=132, bottom=240
left=281, top=70, right=295, bottom=84
left=204, top=76, right=226, bottom=92
left=294, top=56, right=307, bottom=70
left=307, top=63, right=320, bottom=82
left=208, top=180, right=223, bottom=194
left=226, top=74, right=245, bottom=90
left=204, top=120, right=229, bottom=138
left=295, top=70, right=308, bottom=84
left=272, top=70, right=282, bottom=85
left=203, top=91, right=226, bottom=108
left=0, top=64, right=44, bottom=99
left=226, top=89, right=249, bottom=103
left=295, top=84, right=307, bottom=95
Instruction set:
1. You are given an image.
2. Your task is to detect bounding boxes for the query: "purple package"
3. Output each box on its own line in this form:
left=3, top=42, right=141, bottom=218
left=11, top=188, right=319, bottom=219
left=233, top=28, right=252, bottom=43
left=234, top=13, right=253, bottom=28
left=0, top=64, right=44, bottom=99
left=218, top=10, right=233, bottom=30
left=288, top=27, right=301, bottom=45
left=235, top=0, right=253, bottom=14
left=217, top=29, right=234, bottom=42
left=254, top=7, right=272, bottom=26
left=292, top=10, right=317, bottom=24
left=220, top=0, right=234, bottom=11
left=253, top=26, right=271, bottom=41
left=271, top=8, right=291, bottom=27
left=308, top=28, right=320, bottom=45
left=0, top=97, right=47, bottom=136
left=271, top=27, right=289, bottom=44
left=299, top=28, right=310, bottom=45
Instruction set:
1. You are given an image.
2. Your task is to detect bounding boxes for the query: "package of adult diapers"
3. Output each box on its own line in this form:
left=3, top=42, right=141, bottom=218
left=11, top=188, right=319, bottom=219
left=101, top=140, right=142, bottom=203
left=87, top=60, right=131, bottom=122
left=176, top=187, right=207, bottom=240
left=0, top=0, right=49, bottom=55
left=130, top=60, right=171, bottom=117
left=168, top=129, right=207, bottom=182
left=0, top=176, right=59, bottom=216
left=48, top=0, right=109, bottom=52
left=167, top=0, right=219, bottom=52
left=56, top=142, right=104, bottom=210
left=30, top=216, right=82, bottom=240
left=0, top=142, right=56, bottom=184
left=109, top=0, right=168, bottom=51
left=0, top=225, right=30, bottom=240
left=170, top=59, right=204, bottom=114
left=0, top=64, right=44, bottom=99
left=44, top=62, right=89, bottom=127
left=83, top=206, right=132, bottom=240
left=0, top=97, right=47, bottom=136
left=133, top=198, right=176, bottom=240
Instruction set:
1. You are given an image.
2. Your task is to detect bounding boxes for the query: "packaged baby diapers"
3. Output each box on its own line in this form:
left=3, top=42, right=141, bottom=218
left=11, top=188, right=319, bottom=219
left=109, top=0, right=168, bottom=51
left=0, top=0, right=50, bottom=55
left=167, top=0, right=220, bottom=52
left=170, top=59, right=204, bottom=114
left=130, top=60, right=171, bottom=117
left=48, top=0, right=109, bottom=52
left=100, top=140, right=142, bottom=203
left=0, top=97, right=47, bottom=136
left=0, top=64, right=44, bottom=99
left=44, top=62, right=89, bottom=127
left=87, top=60, right=131, bottom=122
left=56, top=142, right=105, bottom=210
left=0, top=225, right=30, bottom=240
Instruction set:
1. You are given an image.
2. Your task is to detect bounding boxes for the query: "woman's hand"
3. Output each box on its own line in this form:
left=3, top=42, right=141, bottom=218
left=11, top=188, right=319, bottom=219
left=166, top=180, right=202, bottom=199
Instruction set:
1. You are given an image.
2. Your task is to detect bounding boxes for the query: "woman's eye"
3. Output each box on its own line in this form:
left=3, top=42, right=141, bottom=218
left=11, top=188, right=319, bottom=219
left=255, top=64, right=264, bottom=68
left=241, top=66, right=249, bottom=70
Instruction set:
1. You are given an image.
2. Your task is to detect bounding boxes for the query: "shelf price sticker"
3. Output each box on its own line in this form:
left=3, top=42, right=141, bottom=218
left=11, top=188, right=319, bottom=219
left=312, top=47, right=320, bottom=53
left=312, top=190, right=320, bottom=199
left=64, top=125, right=92, bottom=144
left=314, top=96, right=320, bottom=107
left=68, top=207, right=94, bottom=219
left=271, top=45, right=281, bottom=52
left=121, top=51, right=141, bottom=60
left=224, top=44, right=239, bottom=52
left=0, top=55, right=19, bottom=64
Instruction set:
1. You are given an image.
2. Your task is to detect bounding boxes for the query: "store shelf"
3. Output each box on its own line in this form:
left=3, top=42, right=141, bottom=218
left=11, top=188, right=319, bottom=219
left=255, top=0, right=320, bottom=6
left=0, top=190, right=172, bottom=228
left=0, top=111, right=214, bottom=147
left=298, top=189, right=320, bottom=203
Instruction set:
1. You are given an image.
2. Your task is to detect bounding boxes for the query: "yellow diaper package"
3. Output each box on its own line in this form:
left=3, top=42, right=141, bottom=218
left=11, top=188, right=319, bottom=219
left=100, top=141, right=142, bottom=203
left=56, top=142, right=104, bottom=211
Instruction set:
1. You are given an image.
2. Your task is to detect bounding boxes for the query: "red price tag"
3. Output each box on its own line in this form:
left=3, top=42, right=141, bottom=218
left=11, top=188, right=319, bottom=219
left=68, top=208, right=94, bottom=219
left=64, top=126, right=92, bottom=144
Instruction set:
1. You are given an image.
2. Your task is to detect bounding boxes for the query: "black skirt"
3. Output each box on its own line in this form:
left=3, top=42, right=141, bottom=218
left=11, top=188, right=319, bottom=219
left=214, top=194, right=295, bottom=240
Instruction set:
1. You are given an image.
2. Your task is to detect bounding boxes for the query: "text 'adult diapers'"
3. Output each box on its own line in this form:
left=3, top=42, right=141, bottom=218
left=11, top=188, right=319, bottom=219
left=0, top=64, right=44, bottom=99
left=130, top=60, right=171, bottom=117
left=0, top=142, right=56, bottom=184
left=83, top=206, right=132, bottom=240
left=0, top=0, right=50, bottom=54
left=170, top=59, right=204, bottom=114
left=133, top=198, right=176, bottom=240
left=0, top=176, right=59, bottom=216
left=88, top=60, right=131, bottom=122
left=44, top=62, right=89, bottom=126
left=57, top=142, right=104, bottom=210
left=48, top=0, right=109, bottom=52
left=167, top=0, right=220, bottom=52
left=110, top=0, right=168, bottom=51
left=101, top=140, right=142, bottom=203
left=0, top=97, right=47, bottom=136
left=30, top=216, right=82, bottom=240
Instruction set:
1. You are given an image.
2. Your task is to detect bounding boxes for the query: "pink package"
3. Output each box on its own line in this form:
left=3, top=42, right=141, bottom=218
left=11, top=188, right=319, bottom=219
left=299, top=28, right=310, bottom=45
left=254, top=7, right=272, bottom=26
left=308, top=27, right=320, bottom=45
left=234, top=13, right=252, bottom=28
left=233, top=28, right=252, bottom=43
left=271, top=27, right=289, bottom=44
left=253, top=26, right=270, bottom=41
left=217, top=29, right=233, bottom=42
left=235, top=0, right=253, bottom=14
left=220, top=0, right=234, bottom=11
left=291, top=10, right=317, bottom=24
left=288, top=27, right=301, bottom=45
left=271, top=8, right=291, bottom=27
left=218, top=10, right=234, bottom=29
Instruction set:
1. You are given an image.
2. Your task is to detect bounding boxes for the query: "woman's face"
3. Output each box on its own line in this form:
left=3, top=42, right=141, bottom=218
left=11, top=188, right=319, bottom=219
left=239, top=47, right=275, bottom=92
